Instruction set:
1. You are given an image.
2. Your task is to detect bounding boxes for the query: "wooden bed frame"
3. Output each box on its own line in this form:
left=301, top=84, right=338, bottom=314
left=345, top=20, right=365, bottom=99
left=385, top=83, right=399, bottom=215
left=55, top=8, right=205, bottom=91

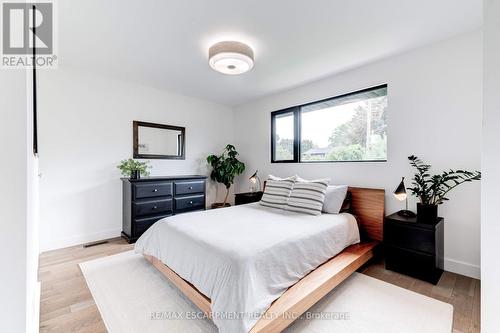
left=144, top=186, right=385, bottom=333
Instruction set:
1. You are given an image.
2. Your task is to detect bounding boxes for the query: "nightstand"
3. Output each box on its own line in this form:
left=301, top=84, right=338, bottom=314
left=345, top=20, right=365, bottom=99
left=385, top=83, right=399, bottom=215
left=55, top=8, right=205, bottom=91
left=384, top=212, right=444, bottom=284
left=235, top=191, right=263, bottom=205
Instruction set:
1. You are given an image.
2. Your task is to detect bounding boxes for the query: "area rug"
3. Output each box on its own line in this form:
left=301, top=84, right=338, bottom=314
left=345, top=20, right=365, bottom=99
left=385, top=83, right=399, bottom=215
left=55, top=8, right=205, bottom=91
left=80, top=251, right=453, bottom=333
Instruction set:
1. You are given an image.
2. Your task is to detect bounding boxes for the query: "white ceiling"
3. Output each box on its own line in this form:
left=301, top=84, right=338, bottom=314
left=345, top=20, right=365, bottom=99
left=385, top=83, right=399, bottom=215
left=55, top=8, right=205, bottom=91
left=58, top=0, right=482, bottom=106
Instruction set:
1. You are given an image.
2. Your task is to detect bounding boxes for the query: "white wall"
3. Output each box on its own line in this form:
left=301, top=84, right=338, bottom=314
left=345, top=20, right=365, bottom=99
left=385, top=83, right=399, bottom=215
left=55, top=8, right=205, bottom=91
left=0, top=69, right=39, bottom=332
left=38, top=67, right=233, bottom=251
left=481, top=0, right=500, bottom=330
left=233, top=31, right=482, bottom=278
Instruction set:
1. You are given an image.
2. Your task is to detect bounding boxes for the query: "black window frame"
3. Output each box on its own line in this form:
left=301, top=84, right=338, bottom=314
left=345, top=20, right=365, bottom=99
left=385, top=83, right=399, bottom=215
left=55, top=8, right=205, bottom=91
left=270, top=107, right=300, bottom=163
left=270, top=84, right=388, bottom=163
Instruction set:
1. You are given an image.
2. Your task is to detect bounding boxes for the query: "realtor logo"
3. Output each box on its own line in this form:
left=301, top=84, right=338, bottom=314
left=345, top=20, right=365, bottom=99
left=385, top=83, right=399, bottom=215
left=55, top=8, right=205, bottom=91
left=1, top=1, right=57, bottom=68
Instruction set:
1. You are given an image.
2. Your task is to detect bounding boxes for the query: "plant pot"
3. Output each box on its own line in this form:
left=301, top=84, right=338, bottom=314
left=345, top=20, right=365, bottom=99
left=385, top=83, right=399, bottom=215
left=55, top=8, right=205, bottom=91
left=130, top=170, right=140, bottom=179
left=417, top=203, right=438, bottom=223
left=211, top=203, right=231, bottom=209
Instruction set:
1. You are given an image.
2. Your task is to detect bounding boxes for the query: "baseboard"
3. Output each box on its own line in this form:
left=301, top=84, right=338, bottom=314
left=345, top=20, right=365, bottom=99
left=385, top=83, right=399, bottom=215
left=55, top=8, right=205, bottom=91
left=40, top=228, right=122, bottom=253
left=26, top=281, right=40, bottom=333
left=444, top=257, right=480, bottom=279
left=33, top=281, right=40, bottom=333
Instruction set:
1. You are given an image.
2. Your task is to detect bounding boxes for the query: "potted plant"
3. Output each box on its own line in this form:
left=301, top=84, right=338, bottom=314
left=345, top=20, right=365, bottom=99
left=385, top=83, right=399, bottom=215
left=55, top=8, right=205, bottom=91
left=407, top=155, right=481, bottom=223
left=207, top=144, right=245, bottom=208
left=117, top=159, right=151, bottom=179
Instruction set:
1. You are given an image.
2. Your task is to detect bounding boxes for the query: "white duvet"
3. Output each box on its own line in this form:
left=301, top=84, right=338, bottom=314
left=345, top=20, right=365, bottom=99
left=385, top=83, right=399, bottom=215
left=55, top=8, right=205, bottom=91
left=135, top=203, right=360, bottom=333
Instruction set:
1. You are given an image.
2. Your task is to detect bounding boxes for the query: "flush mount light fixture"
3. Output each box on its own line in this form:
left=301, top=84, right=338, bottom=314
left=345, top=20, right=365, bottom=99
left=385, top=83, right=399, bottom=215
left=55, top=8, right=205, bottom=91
left=208, top=41, right=254, bottom=75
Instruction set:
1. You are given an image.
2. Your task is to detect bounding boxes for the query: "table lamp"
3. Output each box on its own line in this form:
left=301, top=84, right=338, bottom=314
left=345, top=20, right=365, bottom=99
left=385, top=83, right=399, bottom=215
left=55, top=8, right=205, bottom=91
left=394, top=177, right=416, bottom=218
left=249, top=170, right=261, bottom=192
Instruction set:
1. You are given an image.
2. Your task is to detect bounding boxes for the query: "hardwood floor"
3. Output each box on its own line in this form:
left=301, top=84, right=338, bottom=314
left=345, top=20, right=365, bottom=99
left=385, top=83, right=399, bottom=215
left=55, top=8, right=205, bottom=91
left=361, top=260, right=480, bottom=333
left=39, top=238, right=480, bottom=333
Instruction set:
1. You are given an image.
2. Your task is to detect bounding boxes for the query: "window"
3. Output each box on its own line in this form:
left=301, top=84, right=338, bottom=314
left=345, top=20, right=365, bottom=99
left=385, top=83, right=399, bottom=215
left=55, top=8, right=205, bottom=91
left=271, top=85, right=387, bottom=163
left=271, top=109, right=298, bottom=162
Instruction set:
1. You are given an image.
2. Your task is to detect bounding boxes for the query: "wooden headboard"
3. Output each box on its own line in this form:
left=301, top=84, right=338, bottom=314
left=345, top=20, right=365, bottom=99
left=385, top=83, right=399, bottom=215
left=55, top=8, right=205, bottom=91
left=262, top=182, right=385, bottom=241
left=348, top=187, right=385, bottom=242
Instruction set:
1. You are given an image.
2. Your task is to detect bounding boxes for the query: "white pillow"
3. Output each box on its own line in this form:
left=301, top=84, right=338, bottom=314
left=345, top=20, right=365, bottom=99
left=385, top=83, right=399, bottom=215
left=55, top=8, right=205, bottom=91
left=322, top=185, right=348, bottom=214
left=268, top=174, right=297, bottom=181
left=286, top=180, right=329, bottom=216
left=295, top=176, right=330, bottom=184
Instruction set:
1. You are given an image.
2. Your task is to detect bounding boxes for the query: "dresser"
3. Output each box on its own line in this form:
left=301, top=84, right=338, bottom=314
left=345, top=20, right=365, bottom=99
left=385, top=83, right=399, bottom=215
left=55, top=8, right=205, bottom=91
left=121, top=175, right=207, bottom=243
left=384, top=212, right=444, bottom=284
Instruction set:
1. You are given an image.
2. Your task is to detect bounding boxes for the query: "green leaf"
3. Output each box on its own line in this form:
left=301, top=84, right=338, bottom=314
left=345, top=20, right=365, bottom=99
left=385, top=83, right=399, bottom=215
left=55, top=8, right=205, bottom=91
left=206, top=144, right=246, bottom=190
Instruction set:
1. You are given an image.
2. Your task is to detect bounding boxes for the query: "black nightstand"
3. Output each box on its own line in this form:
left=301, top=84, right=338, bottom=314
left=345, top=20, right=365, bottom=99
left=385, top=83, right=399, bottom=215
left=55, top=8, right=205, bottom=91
left=235, top=191, right=263, bottom=205
left=384, top=212, right=444, bottom=284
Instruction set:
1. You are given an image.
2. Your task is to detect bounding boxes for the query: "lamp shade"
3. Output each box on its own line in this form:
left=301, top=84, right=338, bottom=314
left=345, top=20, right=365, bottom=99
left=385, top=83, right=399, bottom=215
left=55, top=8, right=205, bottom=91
left=393, top=177, right=407, bottom=201
left=249, top=170, right=258, bottom=183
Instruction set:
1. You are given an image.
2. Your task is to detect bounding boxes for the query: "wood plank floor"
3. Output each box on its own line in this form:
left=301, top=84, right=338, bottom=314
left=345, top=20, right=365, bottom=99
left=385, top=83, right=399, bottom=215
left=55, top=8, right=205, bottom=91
left=39, top=238, right=480, bottom=333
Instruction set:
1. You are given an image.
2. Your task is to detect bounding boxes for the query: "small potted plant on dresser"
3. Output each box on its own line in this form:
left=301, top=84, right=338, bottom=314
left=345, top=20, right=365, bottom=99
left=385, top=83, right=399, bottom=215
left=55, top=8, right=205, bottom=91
left=407, top=155, right=481, bottom=223
left=117, top=159, right=151, bottom=179
left=207, top=144, right=245, bottom=209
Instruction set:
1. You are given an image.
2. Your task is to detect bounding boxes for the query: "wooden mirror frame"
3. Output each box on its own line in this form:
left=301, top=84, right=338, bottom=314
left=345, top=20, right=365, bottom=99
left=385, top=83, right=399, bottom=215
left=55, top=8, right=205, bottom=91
left=133, top=121, right=186, bottom=160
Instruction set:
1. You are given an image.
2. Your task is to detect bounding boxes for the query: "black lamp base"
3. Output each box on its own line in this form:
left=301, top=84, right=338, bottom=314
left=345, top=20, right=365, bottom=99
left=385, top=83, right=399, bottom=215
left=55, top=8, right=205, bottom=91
left=397, top=210, right=417, bottom=218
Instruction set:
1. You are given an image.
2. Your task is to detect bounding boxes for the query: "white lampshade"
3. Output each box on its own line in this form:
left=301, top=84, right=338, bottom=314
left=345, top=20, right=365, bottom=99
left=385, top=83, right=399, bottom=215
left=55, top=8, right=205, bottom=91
left=208, top=41, right=254, bottom=75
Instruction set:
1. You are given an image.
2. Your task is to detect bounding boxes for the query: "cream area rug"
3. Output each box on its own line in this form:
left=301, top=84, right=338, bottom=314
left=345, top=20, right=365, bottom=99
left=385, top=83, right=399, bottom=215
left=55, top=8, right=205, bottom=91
left=80, top=251, right=453, bottom=333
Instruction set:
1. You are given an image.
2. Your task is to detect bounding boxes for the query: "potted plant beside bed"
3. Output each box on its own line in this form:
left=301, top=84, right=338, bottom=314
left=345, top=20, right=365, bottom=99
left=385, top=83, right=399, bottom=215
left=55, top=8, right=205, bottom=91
left=407, top=155, right=481, bottom=223
left=117, top=159, right=151, bottom=179
left=207, top=144, right=245, bottom=209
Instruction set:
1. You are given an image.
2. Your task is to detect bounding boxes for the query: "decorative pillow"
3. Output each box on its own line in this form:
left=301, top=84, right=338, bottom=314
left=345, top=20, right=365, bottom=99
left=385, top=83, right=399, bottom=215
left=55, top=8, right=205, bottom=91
left=295, top=176, right=330, bottom=183
left=322, top=185, right=349, bottom=214
left=260, top=178, right=295, bottom=209
left=340, top=191, right=353, bottom=213
left=286, top=180, right=329, bottom=215
left=268, top=174, right=297, bottom=181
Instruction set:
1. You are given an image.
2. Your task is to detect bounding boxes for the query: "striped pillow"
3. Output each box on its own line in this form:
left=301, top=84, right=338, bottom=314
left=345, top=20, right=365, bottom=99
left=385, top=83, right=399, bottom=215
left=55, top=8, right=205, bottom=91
left=286, top=180, right=329, bottom=215
left=259, top=179, right=295, bottom=209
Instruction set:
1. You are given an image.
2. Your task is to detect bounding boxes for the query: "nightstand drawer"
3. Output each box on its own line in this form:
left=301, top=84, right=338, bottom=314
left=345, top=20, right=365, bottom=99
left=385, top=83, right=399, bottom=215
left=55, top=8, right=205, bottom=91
left=384, top=222, right=436, bottom=254
left=174, top=180, right=205, bottom=195
left=134, top=182, right=173, bottom=199
left=175, top=194, right=205, bottom=212
left=133, top=198, right=172, bottom=216
left=385, top=245, right=443, bottom=284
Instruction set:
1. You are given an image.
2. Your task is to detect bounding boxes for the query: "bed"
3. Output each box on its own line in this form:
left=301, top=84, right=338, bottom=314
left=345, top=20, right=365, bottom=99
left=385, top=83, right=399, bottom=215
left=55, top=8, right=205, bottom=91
left=135, top=187, right=384, bottom=333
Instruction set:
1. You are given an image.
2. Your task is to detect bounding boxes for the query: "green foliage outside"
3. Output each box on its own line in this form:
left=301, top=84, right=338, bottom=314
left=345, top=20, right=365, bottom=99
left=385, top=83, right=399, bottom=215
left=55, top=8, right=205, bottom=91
left=274, top=96, right=388, bottom=162
left=275, top=136, right=294, bottom=160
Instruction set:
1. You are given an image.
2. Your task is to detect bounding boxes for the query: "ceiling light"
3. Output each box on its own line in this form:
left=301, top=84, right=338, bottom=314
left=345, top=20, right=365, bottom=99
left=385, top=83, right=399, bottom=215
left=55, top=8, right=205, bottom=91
left=208, top=41, right=254, bottom=75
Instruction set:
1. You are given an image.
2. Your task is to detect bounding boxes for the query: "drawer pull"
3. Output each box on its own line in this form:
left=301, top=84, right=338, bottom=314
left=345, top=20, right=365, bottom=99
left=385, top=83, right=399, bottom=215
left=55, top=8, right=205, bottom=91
left=189, top=201, right=193, bottom=205
left=152, top=206, right=158, bottom=210
left=188, top=186, right=193, bottom=190
left=153, top=189, right=158, bottom=192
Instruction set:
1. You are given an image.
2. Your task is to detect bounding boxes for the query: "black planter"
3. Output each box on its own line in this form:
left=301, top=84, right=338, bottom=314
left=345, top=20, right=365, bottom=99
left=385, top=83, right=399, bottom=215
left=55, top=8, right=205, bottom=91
left=417, top=203, right=438, bottom=223
left=130, top=170, right=140, bottom=179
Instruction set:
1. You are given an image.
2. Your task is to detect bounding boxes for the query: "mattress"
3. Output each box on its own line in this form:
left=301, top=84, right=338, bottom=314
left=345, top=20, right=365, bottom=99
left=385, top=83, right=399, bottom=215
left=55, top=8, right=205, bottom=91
left=135, top=202, right=360, bottom=333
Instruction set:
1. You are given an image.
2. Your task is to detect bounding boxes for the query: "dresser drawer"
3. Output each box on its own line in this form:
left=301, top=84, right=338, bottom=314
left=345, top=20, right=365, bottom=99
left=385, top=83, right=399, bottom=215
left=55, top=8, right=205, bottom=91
left=384, top=222, right=436, bottom=254
left=174, top=180, right=205, bottom=195
left=134, top=182, right=172, bottom=199
left=134, top=214, right=171, bottom=236
left=175, top=194, right=205, bottom=212
left=133, top=198, right=172, bottom=217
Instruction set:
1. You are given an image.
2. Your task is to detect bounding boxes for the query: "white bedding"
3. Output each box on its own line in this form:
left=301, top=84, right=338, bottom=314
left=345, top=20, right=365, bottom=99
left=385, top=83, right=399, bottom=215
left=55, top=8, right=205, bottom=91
left=135, top=203, right=360, bottom=333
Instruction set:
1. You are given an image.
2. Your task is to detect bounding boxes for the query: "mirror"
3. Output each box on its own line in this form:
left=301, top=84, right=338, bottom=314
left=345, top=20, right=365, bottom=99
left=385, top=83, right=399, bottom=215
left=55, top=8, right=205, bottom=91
left=133, top=121, right=185, bottom=159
